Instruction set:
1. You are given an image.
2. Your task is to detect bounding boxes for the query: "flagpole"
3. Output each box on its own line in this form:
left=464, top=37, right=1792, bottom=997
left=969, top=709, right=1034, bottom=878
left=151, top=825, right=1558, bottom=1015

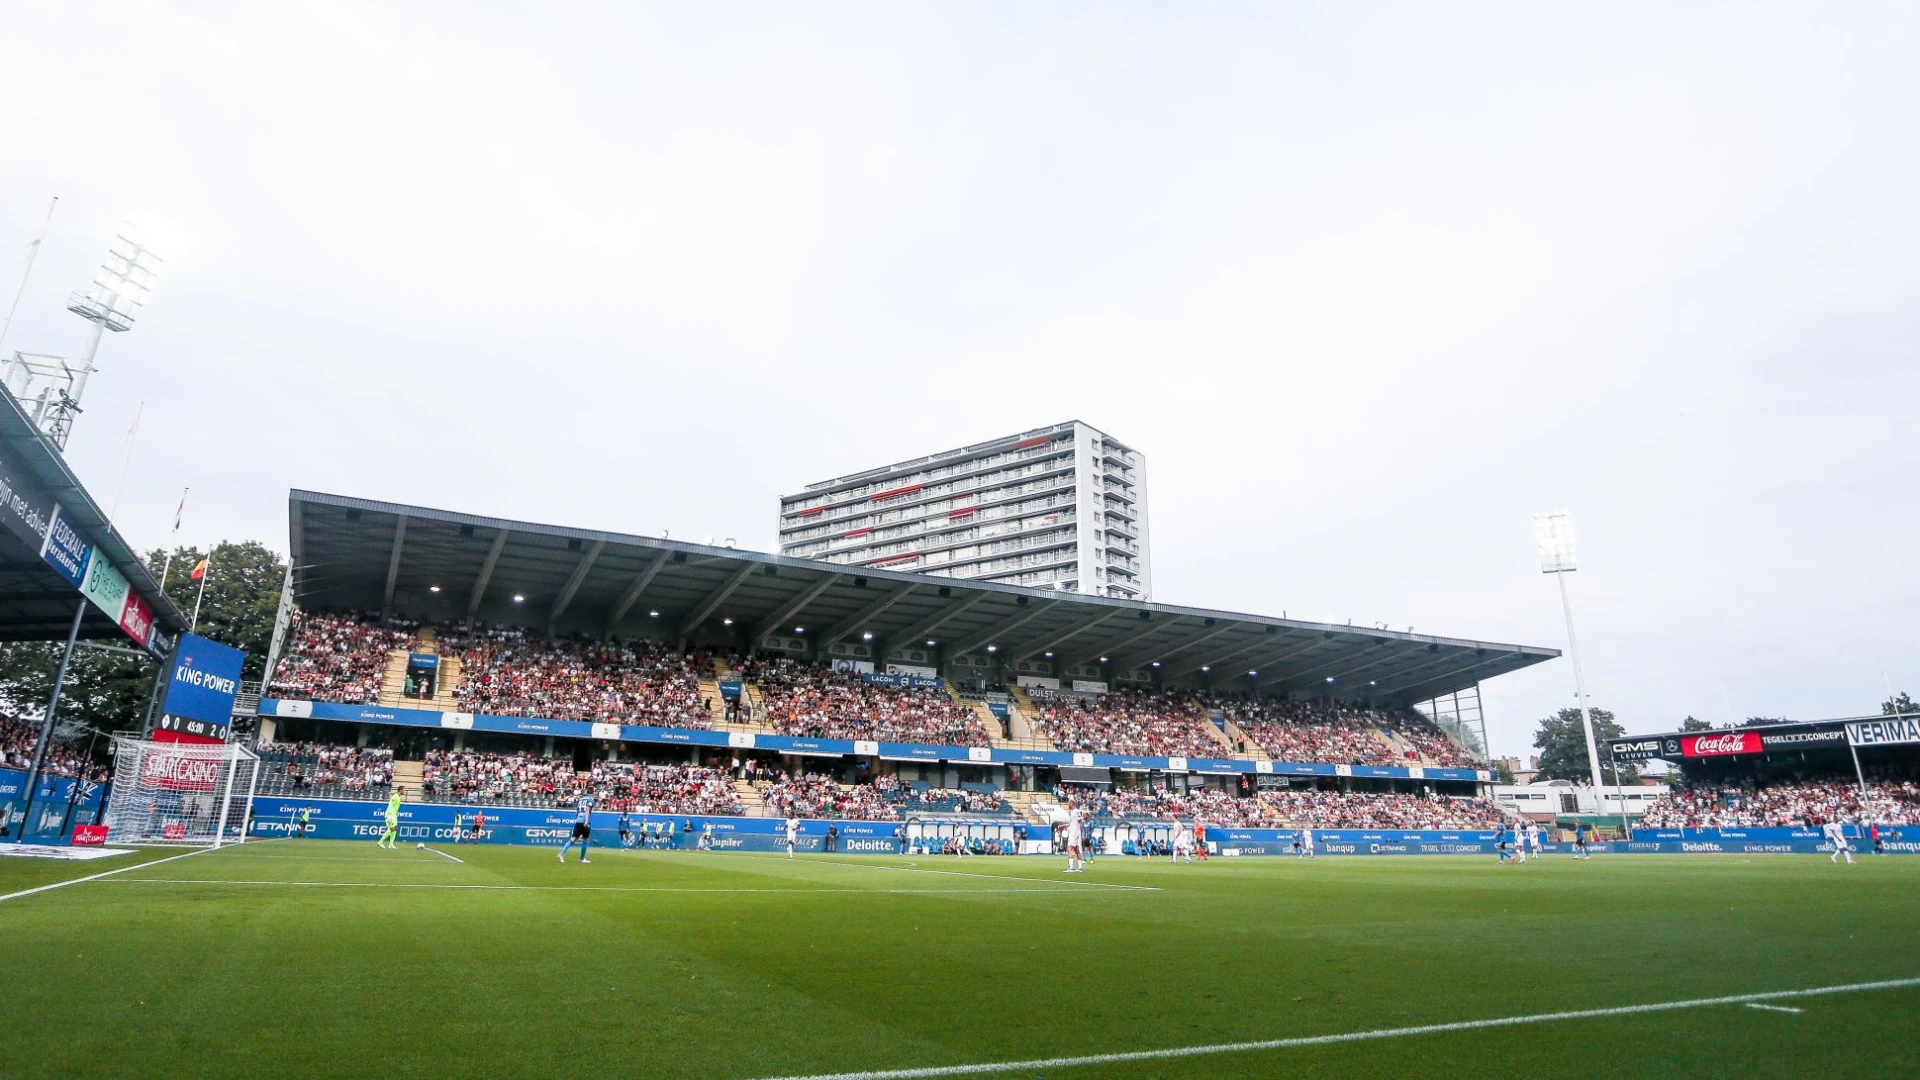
left=190, top=551, right=211, bottom=633
left=159, top=487, right=188, bottom=589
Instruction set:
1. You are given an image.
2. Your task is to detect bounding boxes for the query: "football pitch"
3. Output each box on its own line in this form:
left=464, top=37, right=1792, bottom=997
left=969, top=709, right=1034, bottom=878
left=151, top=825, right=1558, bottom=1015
left=2, top=841, right=1915, bottom=1079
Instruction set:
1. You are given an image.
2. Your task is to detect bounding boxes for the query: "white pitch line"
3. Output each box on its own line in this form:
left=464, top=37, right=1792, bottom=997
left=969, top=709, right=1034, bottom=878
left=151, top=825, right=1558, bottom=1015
left=727, top=853, right=1160, bottom=892
left=96, top=879, right=1107, bottom=895
left=1746, top=1003, right=1805, bottom=1014
left=424, top=846, right=465, bottom=864
left=749, top=976, right=1920, bottom=1080
left=0, top=846, right=215, bottom=904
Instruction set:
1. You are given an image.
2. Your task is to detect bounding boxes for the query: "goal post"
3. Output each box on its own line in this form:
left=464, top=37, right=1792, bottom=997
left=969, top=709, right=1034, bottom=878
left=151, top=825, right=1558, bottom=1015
left=104, top=736, right=261, bottom=847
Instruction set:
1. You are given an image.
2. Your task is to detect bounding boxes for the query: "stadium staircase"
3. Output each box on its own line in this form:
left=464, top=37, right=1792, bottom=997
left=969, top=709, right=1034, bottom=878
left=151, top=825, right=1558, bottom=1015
left=732, top=780, right=771, bottom=818
left=1195, top=705, right=1244, bottom=757
left=393, top=759, right=426, bottom=795
left=375, top=630, right=464, bottom=713
left=1374, top=729, right=1421, bottom=764
left=1219, top=718, right=1271, bottom=762
left=1009, top=790, right=1063, bottom=825
left=952, top=686, right=1058, bottom=752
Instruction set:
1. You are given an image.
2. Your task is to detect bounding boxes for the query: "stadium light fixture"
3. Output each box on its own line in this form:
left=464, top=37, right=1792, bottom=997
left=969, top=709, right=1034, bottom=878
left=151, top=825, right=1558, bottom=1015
left=794, top=626, right=804, bottom=633
left=1043, top=651, right=1053, bottom=658
left=926, top=640, right=936, bottom=647
left=1326, top=676, right=1336, bottom=683
left=512, top=594, right=525, bottom=603
left=1248, top=670, right=1258, bottom=677
left=1200, top=665, right=1210, bottom=673
left=1150, top=661, right=1160, bottom=668
left=861, top=631, right=873, bottom=640
left=1534, top=509, right=1607, bottom=802
left=986, top=645, right=997, bottom=653
left=722, top=617, right=733, bottom=626
left=1369, top=680, right=1377, bottom=687
left=428, top=585, right=441, bottom=593
left=649, top=610, right=660, bottom=618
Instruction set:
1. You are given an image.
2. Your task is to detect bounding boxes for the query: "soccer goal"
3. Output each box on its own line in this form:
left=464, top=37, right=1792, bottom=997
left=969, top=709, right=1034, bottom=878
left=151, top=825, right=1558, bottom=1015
left=103, top=736, right=261, bottom=847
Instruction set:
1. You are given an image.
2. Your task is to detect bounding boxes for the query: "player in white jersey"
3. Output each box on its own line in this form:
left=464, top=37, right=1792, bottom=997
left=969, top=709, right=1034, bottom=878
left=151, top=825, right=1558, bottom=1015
left=1064, top=806, right=1087, bottom=873
left=557, top=794, right=594, bottom=864
left=785, top=815, right=800, bottom=858
left=1526, top=823, right=1543, bottom=858
left=1299, top=826, right=1315, bottom=859
left=1170, top=818, right=1194, bottom=863
left=1823, top=819, right=1855, bottom=864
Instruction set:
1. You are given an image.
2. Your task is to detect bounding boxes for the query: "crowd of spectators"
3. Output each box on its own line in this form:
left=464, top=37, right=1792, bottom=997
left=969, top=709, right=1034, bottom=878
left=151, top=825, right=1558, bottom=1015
left=1052, top=783, right=1268, bottom=827
left=1639, top=779, right=1920, bottom=828
left=741, top=659, right=989, bottom=745
left=1257, top=789, right=1502, bottom=829
left=257, top=742, right=393, bottom=795
left=452, top=630, right=715, bottom=728
left=268, top=610, right=415, bottom=703
left=761, top=772, right=903, bottom=821
left=1031, top=689, right=1222, bottom=758
left=1216, top=696, right=1477, bottom=768
left=0, top=716, right=105, bottom=781
left=420, top=749, right=742, bottom=813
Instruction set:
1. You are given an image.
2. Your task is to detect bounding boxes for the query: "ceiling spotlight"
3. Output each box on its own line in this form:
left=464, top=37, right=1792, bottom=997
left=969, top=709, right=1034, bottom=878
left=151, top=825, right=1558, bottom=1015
left=1326, top=676, right=1337, bottom=683
left=428, top=585, right=441, bottom=593
left=862, top=631, right=874, bottom=641
left=1098, top=657, right=1109, bottom=663
left=794, top=626, right=805, bottom=633
left=1248, top=670, right=1259, bottom=677
left=1151, top=661, right=1160, bottom=668
left=723, top=617, right=734, bottom=626
left=986, top=645, right=997, bottom=653
left=1200, top=665, right=1210, bottom=673
left=926, top=640, right=936, bottom=647
left=1369, top=680, right=1378, bottom=687
left=1043, top=651, right=1054, bottom=658
left=512, top=594, right=525, bottom=603
left=649, top=610, right=660, bottom=618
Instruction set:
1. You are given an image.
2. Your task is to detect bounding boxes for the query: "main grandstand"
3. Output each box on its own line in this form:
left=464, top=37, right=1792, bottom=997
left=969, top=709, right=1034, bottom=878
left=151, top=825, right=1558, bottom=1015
left=247, top=489, right=1555, bottom=835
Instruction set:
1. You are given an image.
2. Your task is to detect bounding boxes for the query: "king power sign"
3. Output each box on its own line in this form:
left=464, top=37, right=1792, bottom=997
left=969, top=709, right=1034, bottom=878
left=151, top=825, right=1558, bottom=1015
left=157, top=634, right=247, bottom=741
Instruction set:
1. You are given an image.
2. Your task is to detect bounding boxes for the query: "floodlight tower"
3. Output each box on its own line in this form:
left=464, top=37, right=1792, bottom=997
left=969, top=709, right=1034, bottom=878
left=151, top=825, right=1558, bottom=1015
left=1, top=225, right=161, bottom=450
left=1534, top=510, right=1609, bottom=804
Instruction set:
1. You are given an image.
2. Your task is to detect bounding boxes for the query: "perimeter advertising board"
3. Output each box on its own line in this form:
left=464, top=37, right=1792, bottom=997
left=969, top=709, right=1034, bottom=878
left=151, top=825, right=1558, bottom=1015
left=1847, top=717, right=1920, bottom=747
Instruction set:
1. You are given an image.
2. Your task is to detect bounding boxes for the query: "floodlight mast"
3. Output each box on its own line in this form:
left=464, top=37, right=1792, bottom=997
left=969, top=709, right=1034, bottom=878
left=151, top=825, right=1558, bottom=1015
left=3, top=226, right=162, bottom=450
left=1534, top=510, right=1609, bottom=806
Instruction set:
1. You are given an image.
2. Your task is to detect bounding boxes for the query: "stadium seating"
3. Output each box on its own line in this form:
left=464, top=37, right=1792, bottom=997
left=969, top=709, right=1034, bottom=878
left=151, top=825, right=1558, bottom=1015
left=420, top=750, right=742, bottom=814
left=756, top=771, right=1012, bottom=821
left=1215, top=696, right=1477, bottom=767
left=268, top=609, right=416, bottom=704
left=1638, top=779, right=1920, bottom=828
left=256, top=742, right=394, bottom=798
left=447, top=628, right=715, bottom=728
left=1257, top=789, right=1501, bottom=828
left=1028, top=688, right=1223, bottom=758
left=739, top=658, right=991, bottom=745
left=0, top=716, right=104, bottom=781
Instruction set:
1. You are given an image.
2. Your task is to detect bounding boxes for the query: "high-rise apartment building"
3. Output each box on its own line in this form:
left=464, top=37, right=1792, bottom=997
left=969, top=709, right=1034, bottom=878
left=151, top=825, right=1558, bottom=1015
left=776, top=421, right=1150, bottom=599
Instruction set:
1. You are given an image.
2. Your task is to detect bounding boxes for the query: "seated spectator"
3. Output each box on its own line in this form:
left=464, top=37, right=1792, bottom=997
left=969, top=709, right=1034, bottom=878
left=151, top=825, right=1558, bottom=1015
left=1029, top=688, right=1222, bottom=758
left=743, top=658, right=990, bottom=746
left=268, top=609, right=414, bottom=704
left=1639, top=778, right=1920, bottom=828
left=0, top=716, right=108, bottom=782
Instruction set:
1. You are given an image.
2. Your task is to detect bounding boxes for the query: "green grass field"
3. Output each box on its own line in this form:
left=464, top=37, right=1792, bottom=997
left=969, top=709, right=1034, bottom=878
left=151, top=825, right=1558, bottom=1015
left=2, top=840, right=1915, bottom=1079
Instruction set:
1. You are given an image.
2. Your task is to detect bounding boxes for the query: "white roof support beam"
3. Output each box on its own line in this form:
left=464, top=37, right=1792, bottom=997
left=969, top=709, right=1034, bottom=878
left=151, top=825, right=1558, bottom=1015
left=818, top=585, right=917, bottom=647
left=680, top=561, right=757, bottom=637
left=606, top=549, right=672, bottom=635
left=889, top=590, right=994, bottom=652
left=752, top=572, right=844, bottom=642
left=547, top=539, right=606, bottom=631
left=942, top=600, right=1057, bottom=661
left=467, top=529, right=511, bottom=619
left=380, top=514, right=408, bottom=619
left=1011, top=607, right=1125, bottom=663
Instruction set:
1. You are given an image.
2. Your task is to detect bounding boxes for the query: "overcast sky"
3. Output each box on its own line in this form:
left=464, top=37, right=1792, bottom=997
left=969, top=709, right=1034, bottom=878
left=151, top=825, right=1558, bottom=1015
left=2, top=3, right=1915, bottom=756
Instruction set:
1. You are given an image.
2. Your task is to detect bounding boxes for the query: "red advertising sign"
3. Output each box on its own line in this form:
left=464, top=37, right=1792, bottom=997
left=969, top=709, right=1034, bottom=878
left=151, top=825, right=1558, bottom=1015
left=118, top=589, right=155, bottom=649
left=71, top=824, right=108, bottom=846
left=1681, top=731, right=1763, bottom=757
left=139, top=751, right=222, bottom=791
left=162, top=823, right=187, bottom=841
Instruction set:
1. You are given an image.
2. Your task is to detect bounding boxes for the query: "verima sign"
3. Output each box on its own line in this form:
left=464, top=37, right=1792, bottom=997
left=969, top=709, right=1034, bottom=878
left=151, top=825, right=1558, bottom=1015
left=1847, top=718, right=1920, bottom=748
left=157, top=633, right=246, bottom=741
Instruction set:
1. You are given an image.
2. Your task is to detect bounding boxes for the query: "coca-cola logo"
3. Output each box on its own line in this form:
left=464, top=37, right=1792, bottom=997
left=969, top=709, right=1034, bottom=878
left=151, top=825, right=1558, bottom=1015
left=1682, top=731, right=1762, bottom=757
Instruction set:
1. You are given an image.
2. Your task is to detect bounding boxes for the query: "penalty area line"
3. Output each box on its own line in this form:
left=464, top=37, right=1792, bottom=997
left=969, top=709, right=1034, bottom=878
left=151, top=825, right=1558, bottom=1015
left=424, top=846, right=465, bottom=864
left=750, top=976, right=1920, bottom=1080
left=723, top=852, right=1160, bottom=892
left=0, top=845, right=217, bottom=904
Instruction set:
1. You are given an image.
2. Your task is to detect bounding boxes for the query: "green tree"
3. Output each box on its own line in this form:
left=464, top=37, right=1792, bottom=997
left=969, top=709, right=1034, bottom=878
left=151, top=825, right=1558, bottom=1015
left=1678, top=715, right=1714, bottom=732
left=0, top=540, right=284, bottom=737
left=1493, top=760, right=1517, bottom=785
left=1883, top=692, right=1917, bottom=717
left=1531, top=706, right=1637, bottom=784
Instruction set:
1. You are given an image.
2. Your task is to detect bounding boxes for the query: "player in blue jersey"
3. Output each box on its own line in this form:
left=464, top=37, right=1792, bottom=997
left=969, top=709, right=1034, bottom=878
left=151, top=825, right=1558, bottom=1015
left=558, top=793, right=595, bottom=864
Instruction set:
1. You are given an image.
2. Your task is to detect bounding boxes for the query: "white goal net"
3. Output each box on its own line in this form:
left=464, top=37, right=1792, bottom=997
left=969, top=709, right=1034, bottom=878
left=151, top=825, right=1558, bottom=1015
left=103, top=736, right=261, bottom=847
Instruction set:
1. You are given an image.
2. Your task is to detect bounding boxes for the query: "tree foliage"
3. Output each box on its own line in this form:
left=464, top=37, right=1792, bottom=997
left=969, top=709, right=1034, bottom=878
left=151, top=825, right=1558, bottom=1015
left=1530, top=706, right=1637, bottom=784
left=0, top=541, right=284, bottom=736
left=1884, top=692, right=1917, bottom=717
left=1678, top=715, right=1714, bottom=732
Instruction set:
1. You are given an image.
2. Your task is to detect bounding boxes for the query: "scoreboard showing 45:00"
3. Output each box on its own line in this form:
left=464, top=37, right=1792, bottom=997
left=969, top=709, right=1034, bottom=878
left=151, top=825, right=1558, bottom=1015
left=156, top=633, right=247, bottom=742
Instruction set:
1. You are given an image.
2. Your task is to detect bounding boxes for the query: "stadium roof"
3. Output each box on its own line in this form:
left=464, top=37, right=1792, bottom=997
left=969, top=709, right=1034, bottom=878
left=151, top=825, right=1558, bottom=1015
left=0, top=389, right=186, bottom=647
left=288, top=489, right=1558, bottom=704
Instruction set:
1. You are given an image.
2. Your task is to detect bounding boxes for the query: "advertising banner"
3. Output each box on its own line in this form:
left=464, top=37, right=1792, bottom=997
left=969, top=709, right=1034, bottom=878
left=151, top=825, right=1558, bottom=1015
left=39, top=505, right=91, bottom=588
left=1681, top=731, right=1763, bottom=757
left=139, top=751, right=222, bottom=792
left=863, top=672, right=943, bottom=691
left=1756, top=726, right=1849, bottom=751
left=0, top=441, right=57, bottom=551
left=1608, top=736, right=1665, bottom=761
left=71, top=824, right=108, bottom=845
left=1848, top=717, right=1920, bottom=748
left=157, top=633, right=246, bottom=742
